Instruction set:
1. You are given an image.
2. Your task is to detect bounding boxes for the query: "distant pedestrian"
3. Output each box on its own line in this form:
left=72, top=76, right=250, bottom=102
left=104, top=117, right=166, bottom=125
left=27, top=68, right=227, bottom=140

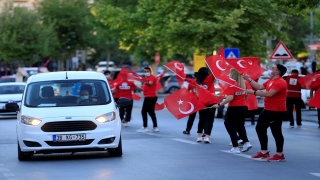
left=137, top=67, right=159, bottom=133
left=300, top=61, right=310, bottom=75
left=244, top=64, right=288, bottom=162
left=312, top=60, right=317, bottom=73
left=212, top=68, right=252, bottom=153
left=283, top=69, right=302, bottom=127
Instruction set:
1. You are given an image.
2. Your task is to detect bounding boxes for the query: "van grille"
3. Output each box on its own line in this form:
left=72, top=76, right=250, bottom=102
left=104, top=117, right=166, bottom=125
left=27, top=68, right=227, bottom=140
left=41, top=121, right=97, bottom=132
left=45, top=139, right=94, bottom=146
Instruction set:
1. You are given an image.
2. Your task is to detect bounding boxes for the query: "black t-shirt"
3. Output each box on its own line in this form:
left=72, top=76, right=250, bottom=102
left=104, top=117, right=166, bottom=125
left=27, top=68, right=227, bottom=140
left=300, top=66, right=309, bottom=75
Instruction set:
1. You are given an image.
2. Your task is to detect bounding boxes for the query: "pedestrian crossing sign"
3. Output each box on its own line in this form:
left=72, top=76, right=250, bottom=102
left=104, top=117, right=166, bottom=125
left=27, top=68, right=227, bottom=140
left=224, top=48, right=240, bottom=59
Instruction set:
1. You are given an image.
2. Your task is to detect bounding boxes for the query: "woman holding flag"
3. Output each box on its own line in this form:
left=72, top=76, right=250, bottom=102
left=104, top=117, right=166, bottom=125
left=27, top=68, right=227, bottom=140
left=191, top=67, right=217, bottom=143
left=212, top=68, right=252, bottom=153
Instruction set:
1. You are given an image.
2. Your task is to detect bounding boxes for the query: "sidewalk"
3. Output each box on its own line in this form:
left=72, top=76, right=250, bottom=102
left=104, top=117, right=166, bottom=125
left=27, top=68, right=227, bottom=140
left=300, top=109, right=319, bottom=124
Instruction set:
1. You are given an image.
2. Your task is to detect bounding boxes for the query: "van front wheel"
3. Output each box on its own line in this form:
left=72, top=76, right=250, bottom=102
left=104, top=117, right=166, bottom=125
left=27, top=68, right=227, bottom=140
left=108, top=137, right=122, bottom=157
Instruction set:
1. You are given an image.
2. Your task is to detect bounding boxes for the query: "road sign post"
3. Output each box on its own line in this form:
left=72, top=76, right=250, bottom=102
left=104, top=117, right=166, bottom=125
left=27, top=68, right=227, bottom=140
left=155, top=52, right=160, bottom=65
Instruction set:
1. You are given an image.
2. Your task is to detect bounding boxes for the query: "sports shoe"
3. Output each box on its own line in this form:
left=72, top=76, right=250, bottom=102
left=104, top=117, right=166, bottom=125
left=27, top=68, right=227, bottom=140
left=203, top=137, right=211, bottom=144
left=151, top=127, right=160, bottom=132
left=196, top=137, right=202, bottom=142
left=229, top=147, right=240, bottom=154
left=241, top=142, right=252, bottom=152
left=123, top=122, right=129, bottom=127
left=268, top=154, right=286, bottom=162
left=183, top=131, right=190, bottom=136
left=251, top=151, right=270, bottom=160
left=137, top=127, right=148, bottom=133
left=289, top=125, right=294, bottom=128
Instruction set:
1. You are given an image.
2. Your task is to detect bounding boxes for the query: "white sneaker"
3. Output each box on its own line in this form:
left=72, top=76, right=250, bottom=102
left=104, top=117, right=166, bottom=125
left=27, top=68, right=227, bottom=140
left=123, top=122, right=129, bottom=127
left=241, top=142, right=252, bottom=152
left=151, top=127, right=160, bottom=132
left=137, top=127, right=148, bottom=133
left=203, top=137, right=211, bottom=144
left=229, top=147, right=240, bottom=154
left=196, top=137, right=202, bottom=142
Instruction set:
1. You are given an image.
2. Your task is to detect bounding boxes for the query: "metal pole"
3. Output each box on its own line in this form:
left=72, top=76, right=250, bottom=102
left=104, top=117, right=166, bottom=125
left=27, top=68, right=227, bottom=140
left=310, top=10, right=314, bottom=61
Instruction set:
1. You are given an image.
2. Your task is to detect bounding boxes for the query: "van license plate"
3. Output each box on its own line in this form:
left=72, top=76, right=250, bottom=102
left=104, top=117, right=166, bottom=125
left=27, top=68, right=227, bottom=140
left=53, top=134, right=86, bottom=142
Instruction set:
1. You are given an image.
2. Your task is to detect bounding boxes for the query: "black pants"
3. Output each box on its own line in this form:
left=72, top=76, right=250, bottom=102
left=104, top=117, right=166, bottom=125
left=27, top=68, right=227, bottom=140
left=141, top=97, right=158, bottom=128
left=224, top=106, right=249, bottom=147
left=249, top=110, right=256, bottom=124
left=186, top=112, right=197, bottom=132
left=317, top=108, right=320, bottom=125
left=286, top=97, right=302, bottom=125
left=197, top=107, right=216, bottom=136
left=119, top=99, right=133, bottom=122
left=256, top=110, right=286, bottom=152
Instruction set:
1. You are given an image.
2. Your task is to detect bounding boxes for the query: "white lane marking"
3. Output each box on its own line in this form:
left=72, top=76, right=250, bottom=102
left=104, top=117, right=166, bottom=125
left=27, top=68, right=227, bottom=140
left=221, top=150, right=252, bottom=159
left=310, top=173, right=320, bottom=177
left=3, top=172, right=15, bottom=177
left=171, top=138, right=199, bottom=145
left=0, top=168, right=9, bottom=172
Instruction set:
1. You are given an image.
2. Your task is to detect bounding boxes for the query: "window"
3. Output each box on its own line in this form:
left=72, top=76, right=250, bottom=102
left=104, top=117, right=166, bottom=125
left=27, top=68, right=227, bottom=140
left=0, top=85, right=25, bottom=94
left=24, top=80, right=111, bottom=107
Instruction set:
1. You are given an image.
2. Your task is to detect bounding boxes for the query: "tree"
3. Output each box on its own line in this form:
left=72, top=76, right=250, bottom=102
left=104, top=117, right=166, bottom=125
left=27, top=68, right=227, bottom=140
left=37, top=0, right=96, bottom=62
left=0, top=1, right=58, bottom=65
left=271, top=0, right=319, bottom=12
left=95, top=0, right=295, bottom=62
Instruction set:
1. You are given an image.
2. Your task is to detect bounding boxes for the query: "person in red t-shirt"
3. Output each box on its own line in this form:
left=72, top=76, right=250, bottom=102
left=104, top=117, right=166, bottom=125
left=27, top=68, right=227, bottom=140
left=310, top=69, right=320, bottom=128
left=283, top=69, right=302, bottom=127
left=104, top=70, right=113, bottom=85
left=137, top=67, right=159, bottom=133
left=244, top=64, right=288, bottom=162
left=182, top=72, right=198, bottom=135
left=212, top=69, right=252, bottom=154
left=193, top=67, right=216, bottom=144
left=113, top=76, right=140, bottom=127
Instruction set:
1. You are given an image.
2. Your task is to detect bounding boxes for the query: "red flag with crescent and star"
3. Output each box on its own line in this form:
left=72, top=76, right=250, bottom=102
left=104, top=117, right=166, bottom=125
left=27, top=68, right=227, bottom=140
left=155, top=102, right=165, bottom=111
left=204, top=55, right=233, bottom=79
left=164, top=61, right=186, bottom=86
left=156, top=72, right=166, bottom=91
left=298, top=72, right=320, bottom=89
left=118, top=67, right=147, bottom=82
left=225, top=57, right=265, bottom=80
left=164, top=88, right=206, bottom=120
left=308, top=89, right=320, bottom=109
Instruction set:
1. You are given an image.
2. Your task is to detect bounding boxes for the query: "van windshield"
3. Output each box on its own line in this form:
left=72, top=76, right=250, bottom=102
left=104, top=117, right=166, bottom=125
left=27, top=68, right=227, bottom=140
left=24, top=80, right=111, bottom=107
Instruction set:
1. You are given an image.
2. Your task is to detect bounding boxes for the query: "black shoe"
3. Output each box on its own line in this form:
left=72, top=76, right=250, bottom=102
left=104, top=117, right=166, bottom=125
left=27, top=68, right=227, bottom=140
left=183, top=131, right=190, bottom=135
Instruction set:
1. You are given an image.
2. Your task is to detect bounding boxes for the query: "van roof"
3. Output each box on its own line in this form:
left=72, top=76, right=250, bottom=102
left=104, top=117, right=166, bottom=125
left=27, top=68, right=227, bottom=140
left=26, top=71, right=105, bottom=83
left=98, top=61, right=115, bottom=65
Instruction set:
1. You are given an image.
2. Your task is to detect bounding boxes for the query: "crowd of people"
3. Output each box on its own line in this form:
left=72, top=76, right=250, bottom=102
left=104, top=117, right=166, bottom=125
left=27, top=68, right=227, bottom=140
left=104, top=63, right=320, bottom=162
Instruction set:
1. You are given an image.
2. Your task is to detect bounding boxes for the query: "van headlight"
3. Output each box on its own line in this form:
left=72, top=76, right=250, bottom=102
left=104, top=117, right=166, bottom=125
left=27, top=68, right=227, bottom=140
left=21, top=115, right=42, bottom=126
left=95, top=112, right=116, bottom=123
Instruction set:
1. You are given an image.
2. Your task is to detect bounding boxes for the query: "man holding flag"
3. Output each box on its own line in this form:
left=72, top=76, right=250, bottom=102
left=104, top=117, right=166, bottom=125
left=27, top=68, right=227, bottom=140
left=244, top=64, right=288, bottom=162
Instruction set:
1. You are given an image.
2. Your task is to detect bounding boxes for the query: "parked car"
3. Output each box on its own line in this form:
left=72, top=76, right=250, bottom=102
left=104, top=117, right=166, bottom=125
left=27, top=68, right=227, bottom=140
left=0, top=75, right=16, bottom=83
left=6, top=71, right=130, bottom=161
left=0, top=82, right=25, bottom=118
left=163, top=74, right=196, bottom=94
left=96, top=61, right=116, bottom=72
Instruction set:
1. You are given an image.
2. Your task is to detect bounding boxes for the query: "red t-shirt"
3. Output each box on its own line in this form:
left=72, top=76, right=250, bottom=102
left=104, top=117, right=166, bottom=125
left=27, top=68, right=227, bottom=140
left=263, top=77, right=288, bottom=111
left=227, top=87, right=247, bottom=107
left=107, top=78, right=113, bottom=85
left=285, top=75, right=302, bottom=98
left=115, top=80, right=136, bottom=99
left=200, top=74, right=215, bottom=93
left=142, top=75, right=157, bottom=97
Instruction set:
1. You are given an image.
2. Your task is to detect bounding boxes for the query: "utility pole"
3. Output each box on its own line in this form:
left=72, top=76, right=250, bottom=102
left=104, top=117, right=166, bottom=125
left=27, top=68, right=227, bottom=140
left=310, top=10, right=314, bottom=61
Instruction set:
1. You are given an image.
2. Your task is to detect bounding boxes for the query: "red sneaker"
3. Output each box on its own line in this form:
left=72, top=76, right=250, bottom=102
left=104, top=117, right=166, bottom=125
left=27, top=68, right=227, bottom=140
left=251, top=151, right=270, bottom=160
left=268, top=154, right=286, bottom=162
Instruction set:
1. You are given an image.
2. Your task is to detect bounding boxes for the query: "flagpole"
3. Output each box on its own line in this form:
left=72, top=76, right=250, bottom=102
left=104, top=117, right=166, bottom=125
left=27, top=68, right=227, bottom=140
left=163, top=65, right=184, bottom=79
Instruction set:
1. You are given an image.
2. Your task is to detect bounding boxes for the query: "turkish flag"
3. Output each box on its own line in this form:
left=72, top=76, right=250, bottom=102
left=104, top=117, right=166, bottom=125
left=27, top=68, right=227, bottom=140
left=205, top=55, right=233, bottom=79
left=155, top=72, right=165, bottom=91
left=225, top=57, right=265, bottom=80
left=298, top=72, right=320, bottom=89
left=164, top=88, right=206, bottom=119
left=118, top=68, right=147, bottom=82
left=164, top=61, right=186, bottom=80
left=194, top=84, right=220, bottom=105
left=132, top=94, right=141, bottom=101
left=155, top=102, right=165, bottom=111
left=245, top=81, right=258, bottom=110
left=308, top=89, right=320, bottom=109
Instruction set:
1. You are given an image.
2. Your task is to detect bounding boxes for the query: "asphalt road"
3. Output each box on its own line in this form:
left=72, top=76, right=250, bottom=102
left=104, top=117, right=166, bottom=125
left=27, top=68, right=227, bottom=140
left=0, top=96, right=320, bottom=180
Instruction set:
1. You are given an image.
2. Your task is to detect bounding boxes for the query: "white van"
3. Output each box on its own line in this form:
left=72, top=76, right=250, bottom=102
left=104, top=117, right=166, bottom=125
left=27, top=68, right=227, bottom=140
left=95, top=61, right=116, bottom=72
left=5, top=71, right=130, bottom=161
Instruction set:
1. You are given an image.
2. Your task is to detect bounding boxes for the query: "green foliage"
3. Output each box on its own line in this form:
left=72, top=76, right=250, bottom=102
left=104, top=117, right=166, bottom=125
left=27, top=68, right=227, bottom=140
left=37, top=0, right=95, bottom=60
left=271, top=0, right=319, bottom=13
left=0, top=1, right=58, bottom=63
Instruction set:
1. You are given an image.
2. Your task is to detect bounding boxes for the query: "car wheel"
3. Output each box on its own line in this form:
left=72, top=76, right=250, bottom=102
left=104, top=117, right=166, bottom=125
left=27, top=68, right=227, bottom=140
left=168, top=87, right=180, bottom=94
left=18, top=143, right=32, bottom=161
left=108, top=136, right=122, bottom=157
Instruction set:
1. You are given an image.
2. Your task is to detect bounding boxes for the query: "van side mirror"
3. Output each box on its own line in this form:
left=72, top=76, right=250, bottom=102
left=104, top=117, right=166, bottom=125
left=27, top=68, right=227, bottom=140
left=116, top=98, right=131, bottom=107
left=5, top=102, right=19, bottom=111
